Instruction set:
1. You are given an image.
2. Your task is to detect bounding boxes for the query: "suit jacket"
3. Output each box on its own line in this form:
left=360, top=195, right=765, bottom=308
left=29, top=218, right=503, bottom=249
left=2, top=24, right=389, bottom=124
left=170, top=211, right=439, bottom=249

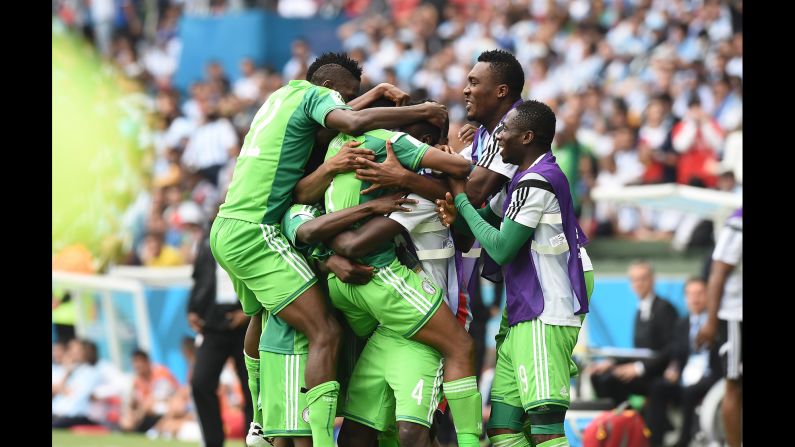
left=187, top=228, right=244, bottom=332
left=670, top=316, right=721, bottom=383
left=634, top=295, right=678, bottom=378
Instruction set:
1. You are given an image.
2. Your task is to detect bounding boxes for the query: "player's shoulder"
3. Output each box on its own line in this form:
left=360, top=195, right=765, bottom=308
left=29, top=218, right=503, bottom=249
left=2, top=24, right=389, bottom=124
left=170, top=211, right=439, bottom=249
left=725, top=210, right=742, bottom=232
left=286, top=203, right=323, bottom=220
left=517, top=171, right=548, bottom=183
left=363, top=128, right=395, bottom=142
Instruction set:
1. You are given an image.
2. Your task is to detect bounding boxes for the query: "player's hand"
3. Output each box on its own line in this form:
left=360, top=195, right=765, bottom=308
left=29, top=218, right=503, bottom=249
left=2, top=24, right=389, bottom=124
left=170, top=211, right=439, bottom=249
left=328, top=140, right=374, bottom=174
left=586, top=359, right=615, bottom=375
left=457, top=123, right=478, bottom=145
left=380, top=83, right=410, bottom=106
left=367, top=192, right=417, bottom=215
left=664, top=365, right=680, bottom=384
left=226, top=310, right=249, bottom=329
left=356, top=140, right=408, bottom=195
left=436, top=192, right=458, bottom=227
left=325, top=254, right=374, bottom=285
left=447, top=175, right=466, bottom=197
left=612, top=363, right=639, bottom=382
left=187, top=312, right=205, bottom=333
left=422, top=102, right=448, bottom=129
left=695, top=317, right=718, bottom=350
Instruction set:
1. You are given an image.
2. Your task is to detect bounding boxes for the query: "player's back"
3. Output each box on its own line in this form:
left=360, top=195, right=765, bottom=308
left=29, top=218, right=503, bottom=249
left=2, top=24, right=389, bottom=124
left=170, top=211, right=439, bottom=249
left=393, top=193, right=470, bottom=329
left=324, top=129, right=430, bottom=267
left=219, top=80, right=350, bottom=225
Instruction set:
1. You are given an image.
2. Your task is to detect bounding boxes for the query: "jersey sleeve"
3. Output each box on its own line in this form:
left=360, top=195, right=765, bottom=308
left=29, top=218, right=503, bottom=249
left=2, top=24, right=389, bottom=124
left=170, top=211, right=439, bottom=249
left=459, top=143, right=474, bottom=162
left=712, top=217, right=742, bottom=266
left=281, top=204, right=323, bottom=251
left=387, top=194, right=438, bottom=232
left=503, top=173, right=557, bottom=229
left=305, top=86, right=353, bottom=128
left=387, top=131, right=431, bottom=171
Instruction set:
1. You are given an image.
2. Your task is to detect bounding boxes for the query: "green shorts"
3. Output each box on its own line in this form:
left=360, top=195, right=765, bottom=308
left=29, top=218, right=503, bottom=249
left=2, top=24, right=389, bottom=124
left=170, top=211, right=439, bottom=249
left=210, top=217, right=317, bottom=316
left=494, top=270, right=595, bottom=352
left=327, top=258, right=443, bottom=338
left=342, top=327, right=445, bottom=431
left=260, top=351, right=311, bottom=437
left=490, top=319, right=580, bottom=413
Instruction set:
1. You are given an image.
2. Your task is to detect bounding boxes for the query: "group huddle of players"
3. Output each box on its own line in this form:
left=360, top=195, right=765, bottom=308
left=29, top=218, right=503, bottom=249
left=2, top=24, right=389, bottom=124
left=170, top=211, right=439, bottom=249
left=211, top=49, right=594, bottom=447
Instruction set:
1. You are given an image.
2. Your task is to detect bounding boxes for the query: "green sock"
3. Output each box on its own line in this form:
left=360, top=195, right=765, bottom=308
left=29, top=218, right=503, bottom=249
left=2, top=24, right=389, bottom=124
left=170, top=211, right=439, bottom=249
left=443, top=376, right=482, bottom=446
left=534, top=436, right=570, bottom=447
left=244, top=352, right=262, bottom=425
left=490, top=433, right=531, bottom=447
left=304, top=380, right=340, bottom=447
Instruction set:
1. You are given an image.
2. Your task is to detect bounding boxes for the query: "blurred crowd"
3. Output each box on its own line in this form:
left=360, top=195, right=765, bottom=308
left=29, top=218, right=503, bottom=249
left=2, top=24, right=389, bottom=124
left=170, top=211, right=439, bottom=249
left=52, top=0, right=742, bottom=262
left=52, top=337, right=247, bottom=439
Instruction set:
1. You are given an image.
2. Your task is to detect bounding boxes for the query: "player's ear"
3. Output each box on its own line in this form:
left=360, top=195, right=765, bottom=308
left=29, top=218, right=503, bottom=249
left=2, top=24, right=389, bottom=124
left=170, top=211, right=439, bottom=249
left=421, top=134, right=433, bottom=145
left=322, top=80, right=333, bottom=89
left=522, top=130, right=534, bottom=145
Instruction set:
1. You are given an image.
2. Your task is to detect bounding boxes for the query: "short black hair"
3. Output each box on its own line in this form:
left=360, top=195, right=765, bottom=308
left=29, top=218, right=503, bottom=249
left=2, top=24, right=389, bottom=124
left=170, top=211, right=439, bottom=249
left=514, top=100, right=556, bottom=147
left=477, top=49, right=525, bottom=100
left=132, top=349, right=150, bottom=361
left=306, top=52, right=362, bottom=84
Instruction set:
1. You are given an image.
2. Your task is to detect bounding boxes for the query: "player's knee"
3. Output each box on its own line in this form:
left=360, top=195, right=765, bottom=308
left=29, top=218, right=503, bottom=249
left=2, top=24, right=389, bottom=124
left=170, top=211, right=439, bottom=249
left=398, top=422, right=431, bottom=447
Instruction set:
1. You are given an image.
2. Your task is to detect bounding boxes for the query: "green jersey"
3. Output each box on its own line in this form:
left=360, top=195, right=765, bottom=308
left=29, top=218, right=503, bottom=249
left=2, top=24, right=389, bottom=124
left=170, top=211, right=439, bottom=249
left=323, top=129, right=430, bottom=267
left=218, top=80, right=351, bottom=225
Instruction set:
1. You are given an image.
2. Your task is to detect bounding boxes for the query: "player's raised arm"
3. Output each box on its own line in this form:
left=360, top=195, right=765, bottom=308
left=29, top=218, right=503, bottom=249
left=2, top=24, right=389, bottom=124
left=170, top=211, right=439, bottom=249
left=324, top=101, right=447, bottom=136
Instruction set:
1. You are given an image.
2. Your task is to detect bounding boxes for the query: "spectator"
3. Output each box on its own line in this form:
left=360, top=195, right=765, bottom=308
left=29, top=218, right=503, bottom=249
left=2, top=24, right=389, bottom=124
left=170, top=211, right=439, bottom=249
left=206, top=60, right=231, bottom=98
left=52, top=339, right=102, bottom=428
left=233, top=57, right=265, bottom=105
left=281, top=38, right=315, bottom=81
left=181, top=99, right=238, bottom=187
left=672, top=97, right=723, bottom=188
left=138, top=230, right=184, bottom=266
left=119, top=350, right=180, bottom=433
left=646, top=277, right=721, bottom=447
left=588, top=260, right=678, bottom=406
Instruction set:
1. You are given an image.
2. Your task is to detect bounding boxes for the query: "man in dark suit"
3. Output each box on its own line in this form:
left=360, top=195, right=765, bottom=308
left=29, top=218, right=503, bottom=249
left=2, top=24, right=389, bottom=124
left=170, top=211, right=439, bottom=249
left=588, top=259, right=678, bottom=405
left=646, top=277, right=721, bottom=447
left=187, top=209, right=253, bottom=447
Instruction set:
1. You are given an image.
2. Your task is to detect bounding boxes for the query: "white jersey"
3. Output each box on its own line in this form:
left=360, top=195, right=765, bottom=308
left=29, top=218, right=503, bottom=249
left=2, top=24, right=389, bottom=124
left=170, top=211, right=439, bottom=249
left=489, top=166, right=583, bottom=327
left=389, top=193, right=470, bottom=330
left=713, top=213, right=742, bottom=321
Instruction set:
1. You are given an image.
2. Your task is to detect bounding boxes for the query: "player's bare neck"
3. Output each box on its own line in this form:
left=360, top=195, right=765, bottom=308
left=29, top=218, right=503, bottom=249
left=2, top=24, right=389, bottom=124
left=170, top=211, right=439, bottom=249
left=486, top=100, right=516, bottom=133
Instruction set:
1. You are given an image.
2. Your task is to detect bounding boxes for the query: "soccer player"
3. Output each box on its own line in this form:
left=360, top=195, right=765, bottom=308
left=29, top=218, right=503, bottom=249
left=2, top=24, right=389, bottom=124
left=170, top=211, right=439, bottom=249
left=210, top=51, right=447, bottom=447
left=437, top=100, right=590, bottom=447
left=253, top=194, right=416, bottom=447
left=326, top=126, right=465, bottom=447
left=316, top=111, right=490, bottom=446
left=695, top=208, right=742, bottom=447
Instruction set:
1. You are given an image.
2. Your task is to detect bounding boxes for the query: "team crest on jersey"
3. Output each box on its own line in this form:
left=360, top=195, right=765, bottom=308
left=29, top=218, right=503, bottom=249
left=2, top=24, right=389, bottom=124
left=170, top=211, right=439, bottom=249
left=302, top=407, right=310, bottom=423
left=560, top=386, right=569, bottom=397
left=422, top=279, right=436, bottom=295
